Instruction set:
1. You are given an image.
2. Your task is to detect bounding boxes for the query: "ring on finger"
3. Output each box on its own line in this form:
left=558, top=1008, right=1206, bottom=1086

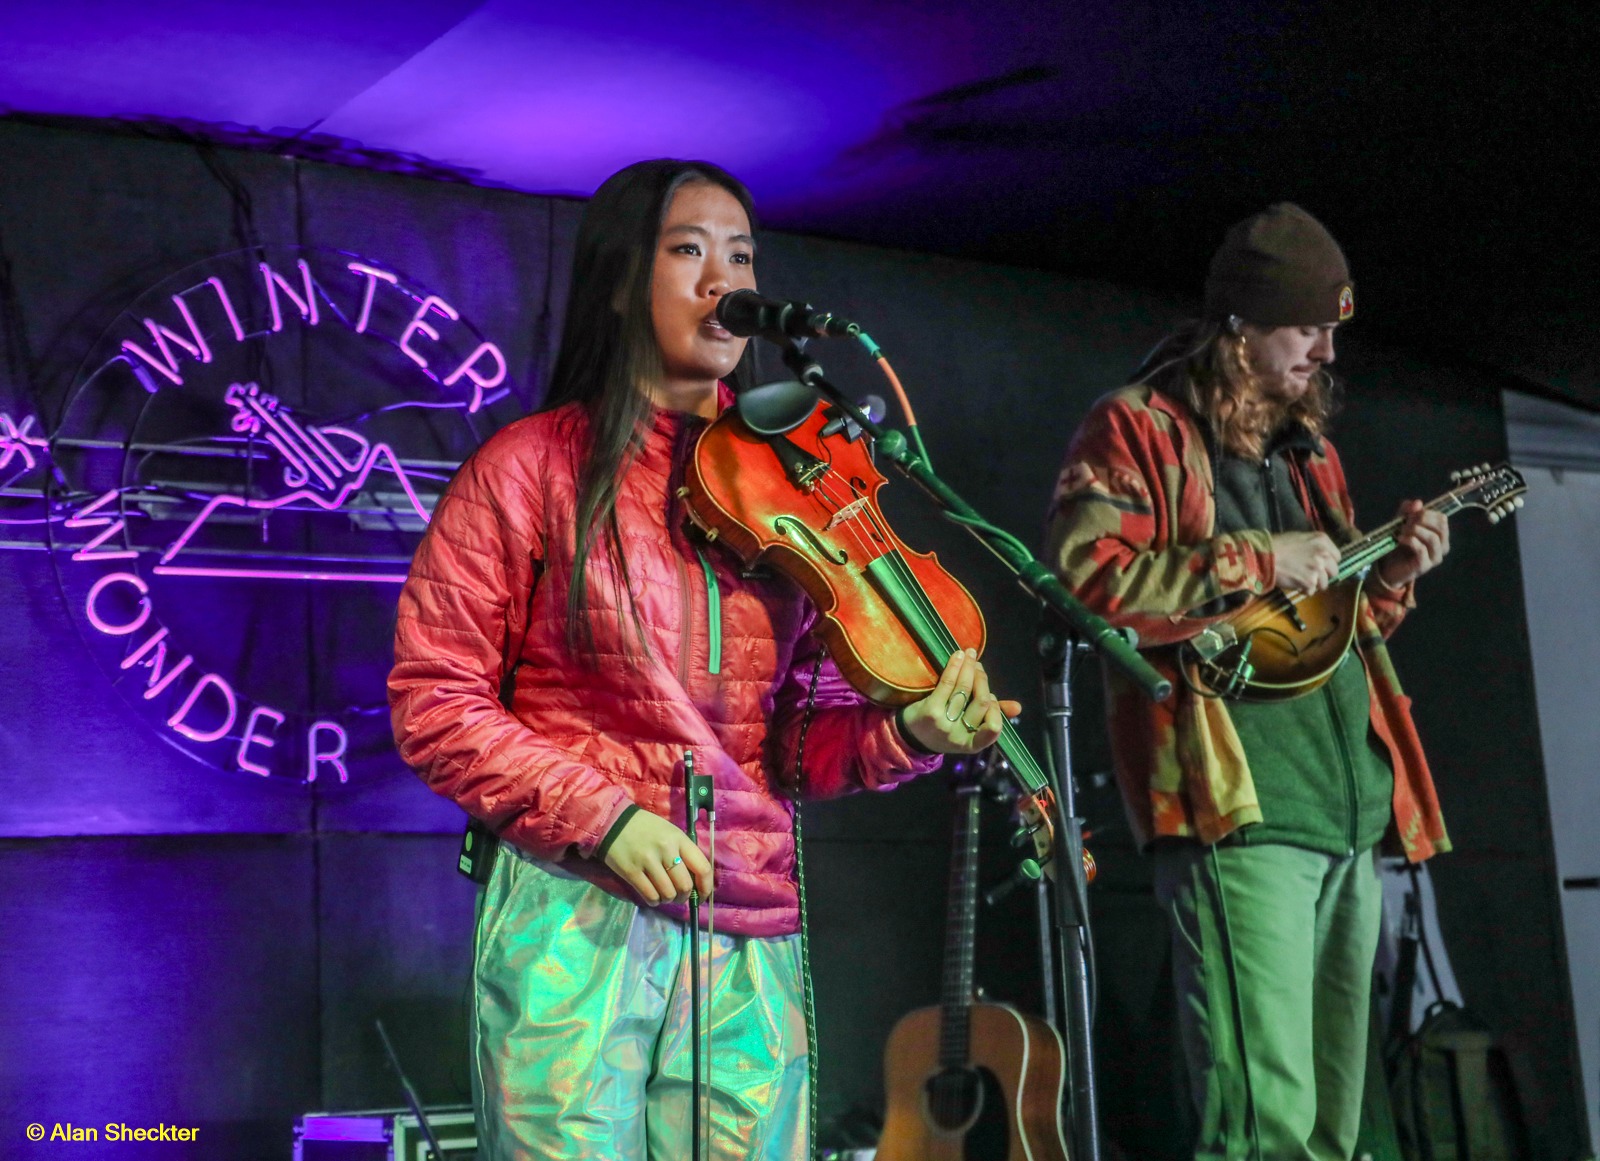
left=671, top=856, right=683, bottom=866
left=944, top=691, right=969, bottom=723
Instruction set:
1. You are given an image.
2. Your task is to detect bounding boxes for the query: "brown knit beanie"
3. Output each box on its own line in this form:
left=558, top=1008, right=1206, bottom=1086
left=1204, top=203, right=1355, bottom=326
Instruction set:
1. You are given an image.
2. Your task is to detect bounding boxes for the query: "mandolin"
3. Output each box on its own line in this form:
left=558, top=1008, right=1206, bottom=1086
left=1182, top=463, right=1526, bottom=701
left=876, top=755, right=1071, bottom=1161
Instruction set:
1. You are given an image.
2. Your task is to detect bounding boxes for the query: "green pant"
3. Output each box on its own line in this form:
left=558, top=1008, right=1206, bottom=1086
left=1152, top=842, right=1383, bottom=1161
left=471, top=847, right=809, bottom=1160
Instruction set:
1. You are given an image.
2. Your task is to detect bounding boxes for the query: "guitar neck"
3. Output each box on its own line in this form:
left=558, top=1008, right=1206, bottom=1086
left=937, top=788, right=982, bottom=1070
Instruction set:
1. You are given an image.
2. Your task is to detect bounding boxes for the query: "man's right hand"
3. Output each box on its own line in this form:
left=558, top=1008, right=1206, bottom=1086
left=602, top=810, right=713, bottom=905
left=1270, top=530, right=1341, bottom=593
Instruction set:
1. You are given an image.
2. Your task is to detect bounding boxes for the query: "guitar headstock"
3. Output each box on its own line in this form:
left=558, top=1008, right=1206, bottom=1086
left=1447, top=462, right=1528, bottom=524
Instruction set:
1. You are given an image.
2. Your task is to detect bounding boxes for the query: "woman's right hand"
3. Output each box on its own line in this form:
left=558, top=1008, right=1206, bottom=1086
left=1269, top=530, right=1341, bottom=593
left=602, top=810, right=713, bottom=905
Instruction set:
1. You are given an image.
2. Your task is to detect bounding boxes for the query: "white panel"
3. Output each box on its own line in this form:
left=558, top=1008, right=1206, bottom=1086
left=1512, top=460, right=1600, bottom=1148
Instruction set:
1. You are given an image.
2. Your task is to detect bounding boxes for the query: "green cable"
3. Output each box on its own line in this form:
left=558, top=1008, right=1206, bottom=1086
left=940, top=510, right=1035, bottom=560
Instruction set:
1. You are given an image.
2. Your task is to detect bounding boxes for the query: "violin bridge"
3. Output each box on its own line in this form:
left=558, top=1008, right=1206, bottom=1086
left=824, top=497, right=869, bottom=530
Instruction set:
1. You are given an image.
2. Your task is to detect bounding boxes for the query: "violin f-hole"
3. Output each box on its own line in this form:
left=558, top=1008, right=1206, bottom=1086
left=774, top=515, right=848, bottom=565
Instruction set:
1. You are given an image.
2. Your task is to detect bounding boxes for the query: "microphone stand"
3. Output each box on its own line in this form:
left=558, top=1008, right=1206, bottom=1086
left=1037, top=627, right=1100, bottom=1161
left=775, top=341, right=1170, bottom=1161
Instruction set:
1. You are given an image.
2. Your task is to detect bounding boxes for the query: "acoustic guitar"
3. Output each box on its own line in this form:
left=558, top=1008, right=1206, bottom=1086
left=876, top=759, right=1071, bottom=1161
left=1182, top=463, right=1526, bottom=701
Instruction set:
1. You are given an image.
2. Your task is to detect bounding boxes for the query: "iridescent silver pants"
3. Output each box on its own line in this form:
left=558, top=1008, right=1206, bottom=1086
left=472, top=846, right=809, bottom=1159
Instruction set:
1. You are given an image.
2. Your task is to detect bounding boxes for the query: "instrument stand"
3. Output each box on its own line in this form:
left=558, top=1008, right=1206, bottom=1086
left=1037, top=628, right=1102, bottom=1161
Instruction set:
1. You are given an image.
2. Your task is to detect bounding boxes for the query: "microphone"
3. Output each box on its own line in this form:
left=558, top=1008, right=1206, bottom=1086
left=715, top=289, right=859, bottom=343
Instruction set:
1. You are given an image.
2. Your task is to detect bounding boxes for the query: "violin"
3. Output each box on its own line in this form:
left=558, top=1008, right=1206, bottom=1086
left=682, top=381, right=1083, bottom=882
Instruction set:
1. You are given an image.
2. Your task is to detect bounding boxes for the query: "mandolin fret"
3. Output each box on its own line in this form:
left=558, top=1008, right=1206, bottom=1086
left=1334, top=495, right=1464, bottom=582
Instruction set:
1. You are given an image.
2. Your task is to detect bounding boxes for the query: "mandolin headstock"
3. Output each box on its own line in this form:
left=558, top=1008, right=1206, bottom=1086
left=1447, top=462, right=1528, bottom=524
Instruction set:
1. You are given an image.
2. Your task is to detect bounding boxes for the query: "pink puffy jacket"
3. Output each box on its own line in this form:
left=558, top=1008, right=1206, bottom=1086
left=389, top=396, right=942, bottom=937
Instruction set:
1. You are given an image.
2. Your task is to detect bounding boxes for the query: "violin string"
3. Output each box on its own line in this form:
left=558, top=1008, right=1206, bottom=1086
left=798, top=454, right=1041, bottom=782
left=783, top=434, right=1028, bottom=761
left=806, top=470, right=954, bottom=651
left=802, top=458, right=967, bottom=658
left=802, top=473, right=883, bottom=566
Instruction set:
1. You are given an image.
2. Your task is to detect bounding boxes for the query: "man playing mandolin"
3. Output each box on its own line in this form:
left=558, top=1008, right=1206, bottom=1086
left=1044, top=203, right=1450, bottom=1161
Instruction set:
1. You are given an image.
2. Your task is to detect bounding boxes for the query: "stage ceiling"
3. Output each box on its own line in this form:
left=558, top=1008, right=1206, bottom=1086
left=3, top=0, right=1596, bottom=410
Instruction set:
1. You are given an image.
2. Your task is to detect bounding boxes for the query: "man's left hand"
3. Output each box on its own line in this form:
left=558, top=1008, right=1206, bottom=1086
left=1376, top=499, right=1451, bottom=591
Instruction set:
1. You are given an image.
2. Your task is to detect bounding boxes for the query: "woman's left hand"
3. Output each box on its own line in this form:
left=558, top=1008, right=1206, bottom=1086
left=899, top=648, right=1022, bottom=755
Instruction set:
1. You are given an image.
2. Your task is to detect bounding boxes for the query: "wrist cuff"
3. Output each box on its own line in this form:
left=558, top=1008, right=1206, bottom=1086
left=1369, top=568, right=1409, bottom=596
left=594, top=804, right=640, bottom=862
left=895, top=705, right=940, bottom=756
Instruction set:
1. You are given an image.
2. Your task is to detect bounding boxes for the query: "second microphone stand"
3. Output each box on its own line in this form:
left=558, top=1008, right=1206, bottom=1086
left=774, top=340, right=1170, bottom=1161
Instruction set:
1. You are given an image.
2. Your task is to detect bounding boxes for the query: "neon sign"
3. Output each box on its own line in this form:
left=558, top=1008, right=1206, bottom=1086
left=28, top=246, right=514, bottom=785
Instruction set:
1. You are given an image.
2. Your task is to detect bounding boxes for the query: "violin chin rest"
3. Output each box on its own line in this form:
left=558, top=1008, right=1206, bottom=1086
left=736, top=379, right=820, bottom=435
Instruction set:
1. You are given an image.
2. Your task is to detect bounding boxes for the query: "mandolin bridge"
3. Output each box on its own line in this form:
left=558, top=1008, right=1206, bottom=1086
left=1189, top=623, right=1239, bottom=662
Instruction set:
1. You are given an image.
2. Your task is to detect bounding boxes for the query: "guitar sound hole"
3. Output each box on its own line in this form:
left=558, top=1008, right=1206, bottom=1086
left=925, top=1066, right=982, bottom=1132
left=922, top=1066, right=1010, bottom=1158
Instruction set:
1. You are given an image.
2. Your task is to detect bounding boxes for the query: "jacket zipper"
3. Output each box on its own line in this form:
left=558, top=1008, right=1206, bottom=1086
left=1262, top=455, right=1280, bottom=531
left=675, top=545, right=723, bottom=684
left=696, top=546, right=722, bottom=675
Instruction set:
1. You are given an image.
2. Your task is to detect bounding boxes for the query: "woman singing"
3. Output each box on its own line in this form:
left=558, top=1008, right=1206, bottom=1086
left=389, top=158, right=1014, bottom=1160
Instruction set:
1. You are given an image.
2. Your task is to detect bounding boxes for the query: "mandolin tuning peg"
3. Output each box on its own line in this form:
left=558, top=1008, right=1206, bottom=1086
left=1488, top=511, right=1500, bottom=524
left=1514, top=496, right=1525, bottom=508
left=1450, top=470, right=1462, bottom=482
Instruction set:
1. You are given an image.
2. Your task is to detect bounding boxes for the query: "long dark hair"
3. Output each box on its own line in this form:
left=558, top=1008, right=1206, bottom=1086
left=540, top=159, right=757, bottom=660
left=1131, top=318, right=1336, bottom=459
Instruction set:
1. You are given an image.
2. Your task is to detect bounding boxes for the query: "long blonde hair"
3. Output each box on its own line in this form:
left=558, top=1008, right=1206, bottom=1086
left=1132, top=319, right=1336, bottom=460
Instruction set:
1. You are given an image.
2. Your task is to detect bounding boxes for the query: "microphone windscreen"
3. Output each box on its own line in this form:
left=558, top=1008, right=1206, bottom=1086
left=715, top=289, right=768, bottom=338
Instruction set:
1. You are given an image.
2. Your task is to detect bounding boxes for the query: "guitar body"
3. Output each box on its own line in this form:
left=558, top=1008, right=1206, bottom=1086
left=878, top=1002, right=1070, bottom=1161
left=1189, top=576, right=1363, bottom=702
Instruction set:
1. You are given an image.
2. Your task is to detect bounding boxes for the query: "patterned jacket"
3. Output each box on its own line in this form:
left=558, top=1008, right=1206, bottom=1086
left=390, top=396, right=942, bottom=937
left=1044, top=383, right=1448, bottom=861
